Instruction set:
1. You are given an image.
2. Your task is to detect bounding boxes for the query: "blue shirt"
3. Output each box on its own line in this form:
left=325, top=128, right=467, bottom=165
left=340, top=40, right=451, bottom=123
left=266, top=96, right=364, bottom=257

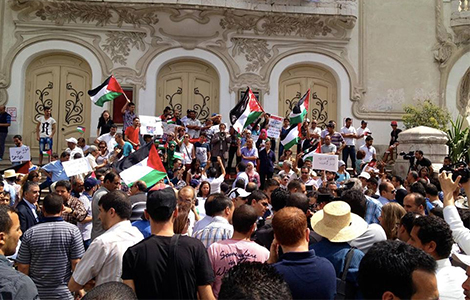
left=42, top=160, right=69, bottom=182
left=0, top=255, right=39, bottom=300
left=273, top=250, right=336, bottom=299
left=122, top=142, right=133, bottom=157
left=132, top=220, right=151, bottom=238
left=24, top=199, right=39, bottom=222
left=364, top=196, right=382, bottom=224
left=311, top=239, right=364, bottom=289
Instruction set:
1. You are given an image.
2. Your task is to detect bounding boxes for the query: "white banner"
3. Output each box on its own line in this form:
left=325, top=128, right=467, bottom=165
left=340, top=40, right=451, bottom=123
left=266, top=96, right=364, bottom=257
left=9, top=146, right=30, bottom=162
left=140, top=115, right=163, bottom=135
left=311, top=153, right=338, bottom=172
left=267, top=115, right=283, bottom=139
left=63, top=158, right=92, bottom=177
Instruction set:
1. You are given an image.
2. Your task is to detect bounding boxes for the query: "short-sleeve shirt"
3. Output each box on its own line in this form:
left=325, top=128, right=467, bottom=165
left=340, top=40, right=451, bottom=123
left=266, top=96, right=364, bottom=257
left=240, top=146, right=258, bottom=166
left=125, top=126, right=140, bottom=149
left=0, top=112, right=11, bottom=133
left=321, top=144, right=337, bottom=154
left=356, top=127, right=371, bottom=148
left=122, top=235, right=214, bottom=299
left=37, top=116, right=56, bottom=138
left=122, top=110, right=136, bottom=132
left=42, top=160, right=69, bottom=182
left=122, top=142, right=133, bottom=157
left=207, top=239, right=269, bottom=298
left=97, top=133, right=116, bottom=151
left=328, top=132, right=345, bottom=148
left=17, top=218, right=85, bottom=300
left=359, top=145, right=376, bottom=162
left=185, top=118, right=202, bottom=139
left=340, top=126, right=357, bottom=146
left=194, top=142, right=210, bottom=164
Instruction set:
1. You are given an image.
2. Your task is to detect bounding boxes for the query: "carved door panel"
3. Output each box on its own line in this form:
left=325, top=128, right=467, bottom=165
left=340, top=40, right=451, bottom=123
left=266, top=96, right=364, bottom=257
left=279, top=65, right=337, bottom=128
left=157, top=60, right=219, bottom=122
left=24, top=54, right=91, bottom=155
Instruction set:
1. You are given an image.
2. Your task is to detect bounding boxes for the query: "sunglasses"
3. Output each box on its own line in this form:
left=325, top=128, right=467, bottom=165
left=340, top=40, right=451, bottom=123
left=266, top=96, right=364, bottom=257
left=391, top=189, right=397, bottom=194
left=301, top=172, right=309, bottom=174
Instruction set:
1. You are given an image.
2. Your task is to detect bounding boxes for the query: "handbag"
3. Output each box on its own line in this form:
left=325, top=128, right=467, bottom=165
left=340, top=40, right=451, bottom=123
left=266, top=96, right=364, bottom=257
left=335, top=247, right=357, bottom=300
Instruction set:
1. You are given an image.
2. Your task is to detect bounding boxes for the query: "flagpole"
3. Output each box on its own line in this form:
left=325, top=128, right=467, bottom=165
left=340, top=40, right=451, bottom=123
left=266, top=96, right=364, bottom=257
left=123, top=92, right=131, bottom=103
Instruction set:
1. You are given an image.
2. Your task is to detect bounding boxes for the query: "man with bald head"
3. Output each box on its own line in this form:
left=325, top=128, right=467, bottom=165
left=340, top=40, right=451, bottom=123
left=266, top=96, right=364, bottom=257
left=0, top=105, right=11, bottom=161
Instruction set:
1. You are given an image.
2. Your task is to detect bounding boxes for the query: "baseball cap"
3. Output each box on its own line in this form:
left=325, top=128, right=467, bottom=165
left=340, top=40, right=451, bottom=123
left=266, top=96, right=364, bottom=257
left=391, top=121, right=398, bottom=126
left=66, top=137, right=78, bottom=144
left=84, top=177, right=100, bottom=190
left=228, top=188, right=251, bottom=199
left=147, top=188, right=177, bottom=220
left=358, top=172, right=371, bottom=180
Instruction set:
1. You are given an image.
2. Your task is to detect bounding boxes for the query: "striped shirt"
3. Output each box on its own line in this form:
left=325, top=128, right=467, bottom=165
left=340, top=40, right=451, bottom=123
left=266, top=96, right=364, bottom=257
left=193, top=216, right=233, bottom=248
left=17, top=217, right=85, bottom=300
left=72, top=220, right=144, bottom=286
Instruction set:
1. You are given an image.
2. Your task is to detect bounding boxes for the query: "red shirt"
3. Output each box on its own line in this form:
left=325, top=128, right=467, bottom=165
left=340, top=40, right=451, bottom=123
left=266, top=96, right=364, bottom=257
left=125, top=126, right=140, bottom=150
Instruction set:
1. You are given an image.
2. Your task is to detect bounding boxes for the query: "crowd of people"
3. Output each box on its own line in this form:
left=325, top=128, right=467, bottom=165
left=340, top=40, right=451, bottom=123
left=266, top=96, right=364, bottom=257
left=1, top=100, right=470, bottom=300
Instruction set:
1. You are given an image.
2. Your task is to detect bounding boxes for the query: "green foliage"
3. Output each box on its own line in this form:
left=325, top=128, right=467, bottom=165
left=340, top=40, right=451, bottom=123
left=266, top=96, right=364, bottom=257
left=446, top=116, right=470, bottom=164
left=402, top=100, right=450, bottom=131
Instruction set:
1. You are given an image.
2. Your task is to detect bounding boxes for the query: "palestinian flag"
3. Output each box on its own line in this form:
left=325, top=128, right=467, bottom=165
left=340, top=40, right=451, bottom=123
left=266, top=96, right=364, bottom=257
left=119, top=143, right=167, bottom=187
left=289, top=89, right=310, bottom=125
left=77, top=126, right=85, bottom=134
left=303, top=142, right=321, bottom=162
left=88, top=75, right=124, bottom=107
left=173, top=152, right=184, bottom=161
left=230, top=87, right=264, bottom=134
left=281, top=123, right=301, bottom=150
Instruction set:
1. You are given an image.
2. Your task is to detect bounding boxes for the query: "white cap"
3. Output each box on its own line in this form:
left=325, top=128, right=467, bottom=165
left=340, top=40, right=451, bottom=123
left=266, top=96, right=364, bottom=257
left=65, top=137, right=78, bottom=144
left=359, top=172, right=371, bottom=180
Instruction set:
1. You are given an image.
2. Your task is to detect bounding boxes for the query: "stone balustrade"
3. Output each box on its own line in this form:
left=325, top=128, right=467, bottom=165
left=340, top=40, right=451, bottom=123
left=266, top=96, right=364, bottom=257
left=460, top=0, right=469, bottom=11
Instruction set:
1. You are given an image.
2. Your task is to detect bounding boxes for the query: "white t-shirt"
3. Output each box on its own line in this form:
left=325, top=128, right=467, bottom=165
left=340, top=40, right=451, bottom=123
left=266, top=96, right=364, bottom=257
left=180, top=143, right=194, bottom=164
left=359, top=144, right=376, bottom=162
left=97, top=133, right=116, bottom=151
left=356, top=126, right=371, bottom=148
left=208, top=175, right=225, bottom=194
left=67, top=147, right=84, bottom=159
left=185, top=118, right=201, bottom=139
left=340, top=126, right=357, bottom=146
left=37, top=116, right=56, bottom=138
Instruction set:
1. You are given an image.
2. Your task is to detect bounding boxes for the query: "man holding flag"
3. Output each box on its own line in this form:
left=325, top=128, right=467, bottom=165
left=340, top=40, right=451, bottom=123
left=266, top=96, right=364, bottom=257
left=230, top=88, right=264, bottom=135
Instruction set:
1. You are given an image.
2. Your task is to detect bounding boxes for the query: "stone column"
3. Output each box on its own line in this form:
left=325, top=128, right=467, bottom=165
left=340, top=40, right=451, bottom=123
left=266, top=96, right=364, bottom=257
left=393, top=126, right=448, bottom=178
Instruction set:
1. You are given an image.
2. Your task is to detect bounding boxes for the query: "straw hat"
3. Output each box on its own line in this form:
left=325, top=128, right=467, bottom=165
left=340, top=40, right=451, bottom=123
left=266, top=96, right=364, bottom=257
left=3, top=169, right=18, bottom=179
left=310, top=201, right=368, bottom=243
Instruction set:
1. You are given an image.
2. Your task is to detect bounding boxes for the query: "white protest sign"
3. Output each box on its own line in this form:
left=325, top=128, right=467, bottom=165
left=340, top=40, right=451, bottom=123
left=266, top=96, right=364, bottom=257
left=63, top=158, right=92, bottom=177
left=267, top=115, right=283, bottom=139
left=163, top=123, right=178, bottom=135
left=9, top=146, right=30, bottom=162
left=311, top=153, right=338, bottom=172
left=140, top=115, right=163, bottom=136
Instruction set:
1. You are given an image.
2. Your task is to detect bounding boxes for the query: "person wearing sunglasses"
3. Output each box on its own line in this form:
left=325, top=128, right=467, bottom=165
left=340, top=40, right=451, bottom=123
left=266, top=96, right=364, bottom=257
left=378, top=181, right=397, bottom=206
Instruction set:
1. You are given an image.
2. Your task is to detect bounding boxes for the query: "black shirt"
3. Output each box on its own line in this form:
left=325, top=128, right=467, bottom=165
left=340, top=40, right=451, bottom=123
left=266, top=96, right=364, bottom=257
left=97, top=118, right=114, bottom=135
left=122, top=235, right=214, bottom=300
left=416, top=157, right=432, bottom=168
left=390, top=128, right=402, bottom=146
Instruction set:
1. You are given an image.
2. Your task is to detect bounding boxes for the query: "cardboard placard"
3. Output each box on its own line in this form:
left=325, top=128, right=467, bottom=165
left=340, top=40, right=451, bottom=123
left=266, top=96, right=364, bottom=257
left=267, top=115, right=283, bottom=139
left=6, top=107, right=17, bottom=122
left=311, top=153, right=338, bottom=172
left=9, top=146, right=30, bottom=162
left=63, top=158, right=92, bottom=177
left=140, top=115, right=163, bottom=135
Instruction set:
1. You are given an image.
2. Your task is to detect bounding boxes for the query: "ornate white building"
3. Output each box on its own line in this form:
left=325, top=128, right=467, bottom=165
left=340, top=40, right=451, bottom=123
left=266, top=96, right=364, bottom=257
left=0, top=0, right=469, bottom=154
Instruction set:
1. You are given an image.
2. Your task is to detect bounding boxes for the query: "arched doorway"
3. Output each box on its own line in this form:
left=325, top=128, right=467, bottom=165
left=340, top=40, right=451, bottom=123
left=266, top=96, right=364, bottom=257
left=279, top=65, right=337, bottom=128
left=156, top=60, right=219, bottom=122
left=24, top=54, right=92, bottom=154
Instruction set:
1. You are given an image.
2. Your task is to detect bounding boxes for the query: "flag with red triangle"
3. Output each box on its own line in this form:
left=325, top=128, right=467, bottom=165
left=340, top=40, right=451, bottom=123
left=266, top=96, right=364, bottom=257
left=230, top=87, right=264, bottom=134
left=118, top=142, right=167, bottom=187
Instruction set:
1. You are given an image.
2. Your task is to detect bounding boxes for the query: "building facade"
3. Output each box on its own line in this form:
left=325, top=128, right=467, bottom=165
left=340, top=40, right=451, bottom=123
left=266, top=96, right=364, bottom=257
left=0, top=0, right=469, bottom=154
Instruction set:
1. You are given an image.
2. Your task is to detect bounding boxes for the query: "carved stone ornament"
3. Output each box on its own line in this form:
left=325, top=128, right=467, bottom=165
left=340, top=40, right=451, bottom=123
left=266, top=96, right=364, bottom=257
left=102, top=31, right=147, bottom=65
left=231, top=38, right=272, bottom=72
left=220, top=12, right=356, bottom=39
left=11, top=0, right=159, bottom=27
left=0, top=89, right=8, bottom=106
left=459, top=68, right=470, bottom=114
left=433, top=0, right=457, bottom=68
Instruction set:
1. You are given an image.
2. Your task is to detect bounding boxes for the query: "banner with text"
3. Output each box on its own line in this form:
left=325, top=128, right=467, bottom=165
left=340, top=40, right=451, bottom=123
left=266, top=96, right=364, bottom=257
left=9, top=146, right=30, bottom=162
left=311, top=153, right=338, bottom=172
left=63, top=158, right=92, bottom=177
left=267, top=115, right=283, bottom=139
left=140, top=116, right=163, bottom=136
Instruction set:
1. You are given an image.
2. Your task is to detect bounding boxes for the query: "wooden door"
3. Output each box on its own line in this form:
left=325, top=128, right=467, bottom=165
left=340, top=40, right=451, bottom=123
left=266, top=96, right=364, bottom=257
left=279, top=65, right=337, bottom=128
left=157, top=60, right=219, bottom=122
left=24, top=54, right=92, bottom=154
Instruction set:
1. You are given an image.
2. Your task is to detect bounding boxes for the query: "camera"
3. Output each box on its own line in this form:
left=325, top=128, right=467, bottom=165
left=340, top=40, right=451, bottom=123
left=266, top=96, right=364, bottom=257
left=400, top=151, right=415, bottom=160
left=451, top=162, right=470, bottom=184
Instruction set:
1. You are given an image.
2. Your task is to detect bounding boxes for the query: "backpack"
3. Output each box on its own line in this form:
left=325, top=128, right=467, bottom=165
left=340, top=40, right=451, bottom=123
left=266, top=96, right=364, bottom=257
left=335, top=247, right=358, bottom=300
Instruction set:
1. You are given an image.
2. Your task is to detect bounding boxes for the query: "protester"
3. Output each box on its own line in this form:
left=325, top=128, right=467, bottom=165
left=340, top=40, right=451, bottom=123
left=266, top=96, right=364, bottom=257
left=96, top=110, right=114, bottom=136
left=122, top=188, right=215, bottom=299
left=269, top=207, right=336, bottom=299
left=207, top=205, right=269, bottom=297
left=17, top=193, right=85, bottom=300
left=380, top=202, right=406, bottom=240
left=358, top=240, right=438, bottom=300
left=36, top=106, right=56, bottom=165
left=16, top=181, right=41, bottom=235
left=69, top=191, right=143, bottom=293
